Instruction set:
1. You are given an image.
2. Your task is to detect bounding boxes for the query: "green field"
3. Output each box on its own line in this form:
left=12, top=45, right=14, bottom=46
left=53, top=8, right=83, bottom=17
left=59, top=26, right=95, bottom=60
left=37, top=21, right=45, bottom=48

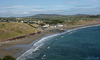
left=0, top=22, right=37, bottom=40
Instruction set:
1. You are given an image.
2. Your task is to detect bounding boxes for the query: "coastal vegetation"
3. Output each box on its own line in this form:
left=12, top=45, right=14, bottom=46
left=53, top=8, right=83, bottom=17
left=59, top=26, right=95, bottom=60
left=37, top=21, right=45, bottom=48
left=0, top=22, right=37, bottom=41
left=0, top=55, right=16, bottom=60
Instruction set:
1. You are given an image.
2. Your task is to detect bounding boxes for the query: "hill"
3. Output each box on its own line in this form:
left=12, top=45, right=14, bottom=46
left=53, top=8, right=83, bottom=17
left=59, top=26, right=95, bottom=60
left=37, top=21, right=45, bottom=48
left=28, top=14, right=65, bottom=18
left=0, top=22, right=37, bottom=41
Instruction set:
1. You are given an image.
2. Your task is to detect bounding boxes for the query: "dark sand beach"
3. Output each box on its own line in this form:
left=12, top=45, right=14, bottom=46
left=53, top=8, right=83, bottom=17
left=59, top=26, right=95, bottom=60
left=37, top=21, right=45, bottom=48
left=0, top=29, right=63, bottom=58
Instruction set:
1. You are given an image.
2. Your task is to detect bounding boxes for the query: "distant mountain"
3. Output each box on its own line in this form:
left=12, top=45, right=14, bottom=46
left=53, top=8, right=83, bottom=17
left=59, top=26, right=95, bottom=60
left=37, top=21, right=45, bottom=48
left=75, top=14, right=88, bottom=16
left=24, top=14, right=100, bottom=19
left=28, top=14, right=65, bottom=18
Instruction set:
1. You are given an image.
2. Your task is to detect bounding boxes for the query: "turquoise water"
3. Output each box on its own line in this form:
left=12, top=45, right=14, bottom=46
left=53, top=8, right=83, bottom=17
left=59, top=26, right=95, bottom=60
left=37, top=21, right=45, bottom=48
left=17, top=25, right=100, bottom=60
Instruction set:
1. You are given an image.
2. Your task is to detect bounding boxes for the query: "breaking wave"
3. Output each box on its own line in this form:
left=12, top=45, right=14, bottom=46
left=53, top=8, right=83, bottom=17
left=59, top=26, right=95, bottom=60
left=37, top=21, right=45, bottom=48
left=17, top=33, right=60, bottom=60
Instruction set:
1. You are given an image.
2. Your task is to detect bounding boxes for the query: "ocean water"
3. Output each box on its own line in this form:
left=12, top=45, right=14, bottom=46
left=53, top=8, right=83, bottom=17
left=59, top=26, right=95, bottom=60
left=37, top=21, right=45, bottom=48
left=17, top=25, right=100, bottom=60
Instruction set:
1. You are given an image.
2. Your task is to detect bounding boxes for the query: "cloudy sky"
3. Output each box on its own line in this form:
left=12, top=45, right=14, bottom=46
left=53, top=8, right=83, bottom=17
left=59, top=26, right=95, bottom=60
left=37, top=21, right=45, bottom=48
left=0, top=0, right=100, bottom=17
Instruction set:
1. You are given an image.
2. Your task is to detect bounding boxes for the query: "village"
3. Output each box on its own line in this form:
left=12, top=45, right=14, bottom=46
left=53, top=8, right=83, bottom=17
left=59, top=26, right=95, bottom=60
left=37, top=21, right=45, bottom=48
left=16, top=20, right=64, bottom=30
left=0, top=17, right=65, bottom=30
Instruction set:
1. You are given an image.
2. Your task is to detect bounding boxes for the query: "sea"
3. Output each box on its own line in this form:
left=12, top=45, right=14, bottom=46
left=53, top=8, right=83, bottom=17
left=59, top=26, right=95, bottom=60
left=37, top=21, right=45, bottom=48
left=17, top=25, right=100, bottom=60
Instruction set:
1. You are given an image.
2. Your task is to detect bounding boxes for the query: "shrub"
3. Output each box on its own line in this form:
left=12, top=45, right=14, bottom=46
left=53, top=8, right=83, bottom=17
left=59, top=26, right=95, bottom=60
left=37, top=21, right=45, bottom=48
left=0, top=58, right=3, bottom=60
left=2, top=55, right=16, bottom=60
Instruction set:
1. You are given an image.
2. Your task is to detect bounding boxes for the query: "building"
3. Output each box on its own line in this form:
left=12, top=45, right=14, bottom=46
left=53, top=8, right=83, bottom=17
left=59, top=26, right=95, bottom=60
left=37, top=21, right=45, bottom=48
left=21, top=21, right=24, bottom=23
left=43, top=24, right=49, bottom=27
left=49, top=25, right=57, bottom=28
left=57, top=24, right=64, bottom=27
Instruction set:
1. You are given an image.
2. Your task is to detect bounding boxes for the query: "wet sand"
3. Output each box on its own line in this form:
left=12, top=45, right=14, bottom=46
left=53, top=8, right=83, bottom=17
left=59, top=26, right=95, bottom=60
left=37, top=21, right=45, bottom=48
left=0, top=29, right=62, bottom=58
left=0, top=22, right=100, bottom=58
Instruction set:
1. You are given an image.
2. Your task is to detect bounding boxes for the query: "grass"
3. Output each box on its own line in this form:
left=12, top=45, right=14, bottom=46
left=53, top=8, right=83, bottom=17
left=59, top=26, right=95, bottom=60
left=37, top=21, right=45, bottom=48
left=31, top=24, right=41, bottom=28
left=62, top=20, right=100, bottom=26
left=0, top=22, right=37, bottom=40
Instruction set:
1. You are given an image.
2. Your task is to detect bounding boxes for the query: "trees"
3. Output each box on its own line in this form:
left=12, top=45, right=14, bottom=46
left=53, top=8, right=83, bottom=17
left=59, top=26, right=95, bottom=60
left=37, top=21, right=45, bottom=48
left=38, top=23, right=45, bottom=26
left=0, top=58, right=3, bottom=60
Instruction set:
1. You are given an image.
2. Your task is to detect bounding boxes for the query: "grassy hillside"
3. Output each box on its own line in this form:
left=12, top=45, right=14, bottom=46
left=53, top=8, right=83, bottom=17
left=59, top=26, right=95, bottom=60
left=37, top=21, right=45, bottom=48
left=62, top=20, right=100, bottom=26
left=0, top=22, right=37, bottom=40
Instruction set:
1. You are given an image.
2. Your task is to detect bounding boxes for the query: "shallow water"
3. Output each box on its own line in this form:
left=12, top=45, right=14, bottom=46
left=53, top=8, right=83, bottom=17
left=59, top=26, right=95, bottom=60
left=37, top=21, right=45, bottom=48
left=17, top=25, right=100, bottom=60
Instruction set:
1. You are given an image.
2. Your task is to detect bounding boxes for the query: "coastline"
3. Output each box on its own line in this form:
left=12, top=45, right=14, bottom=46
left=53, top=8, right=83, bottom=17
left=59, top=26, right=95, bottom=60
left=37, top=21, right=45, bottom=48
left=0, top=23, right=100, bottom=58
left=0, top=28, right=63, bottom=58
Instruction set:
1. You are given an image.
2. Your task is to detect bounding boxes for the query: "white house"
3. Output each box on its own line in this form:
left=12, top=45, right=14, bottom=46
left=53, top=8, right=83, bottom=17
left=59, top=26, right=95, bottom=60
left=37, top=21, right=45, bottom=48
left=21, top=21, right=24, bottom=23
left=43, top=24, right=49, bottom=27
left=57, top=24, right=64, bottom=27
left=49, top=25, right=57, bottom=28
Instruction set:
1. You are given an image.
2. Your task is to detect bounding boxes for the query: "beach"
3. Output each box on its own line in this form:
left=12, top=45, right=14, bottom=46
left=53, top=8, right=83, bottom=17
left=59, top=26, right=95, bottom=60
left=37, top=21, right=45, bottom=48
left=0, top=22, right=100, bottom=58
left=0, top=28, right=63, bottom=58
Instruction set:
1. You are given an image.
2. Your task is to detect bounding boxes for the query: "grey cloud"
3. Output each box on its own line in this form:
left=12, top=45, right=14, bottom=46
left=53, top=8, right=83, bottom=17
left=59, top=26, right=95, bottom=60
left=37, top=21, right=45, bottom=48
left=0, top=7, right=100, bottom=17
left=0, top=5, right=44, bottom=10
left=0, top=5, right=26, bottom=9
left=64, top=7, right=100, bottom=15
left=75, top=5, right=92, bottom=7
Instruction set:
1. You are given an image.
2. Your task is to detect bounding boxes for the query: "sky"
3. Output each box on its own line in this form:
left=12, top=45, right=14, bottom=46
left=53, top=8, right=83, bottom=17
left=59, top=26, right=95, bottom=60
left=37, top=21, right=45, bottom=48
left=0, top=0, right=100, bottom=17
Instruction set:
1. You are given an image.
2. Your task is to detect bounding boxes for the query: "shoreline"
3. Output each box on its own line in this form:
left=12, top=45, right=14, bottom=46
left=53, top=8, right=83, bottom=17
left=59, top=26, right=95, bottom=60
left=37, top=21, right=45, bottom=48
left=0, top=31, right=42, bottom=42
left=17, top=23, right=100, bottom=59
left=0, top=28, right=63, bottom=58
left=0, top=23, right=100, bottom=58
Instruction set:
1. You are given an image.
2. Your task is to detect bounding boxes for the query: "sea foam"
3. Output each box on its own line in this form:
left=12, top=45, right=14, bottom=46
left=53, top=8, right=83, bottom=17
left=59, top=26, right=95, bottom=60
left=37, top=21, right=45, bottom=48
left=17, top=29, right=81, bottom=60
left=17, top=33, right=60, bottom=60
